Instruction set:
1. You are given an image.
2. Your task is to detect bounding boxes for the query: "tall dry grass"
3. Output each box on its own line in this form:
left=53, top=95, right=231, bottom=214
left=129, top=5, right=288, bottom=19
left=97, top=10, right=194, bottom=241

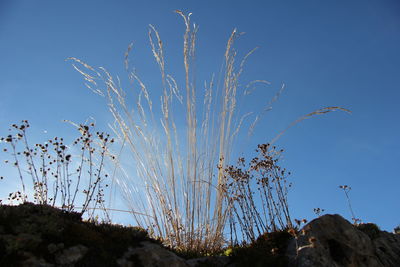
left=69, top=11, right=350, bottom=253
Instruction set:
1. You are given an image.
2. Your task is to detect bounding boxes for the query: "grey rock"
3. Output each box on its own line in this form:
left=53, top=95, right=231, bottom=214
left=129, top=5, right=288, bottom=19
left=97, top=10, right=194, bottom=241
left=373, top=231, right=400, bottom=266
left=55, top=244, right=88, bottom=266
left=286, top=214, right=400, bottom=267
left=20, top=251, right=55, bottom=267
left=48, top=242, right=65, bottom=254
left=117, top=241, right=188, bottom=267
left=47, top=243, right=58, bottom=254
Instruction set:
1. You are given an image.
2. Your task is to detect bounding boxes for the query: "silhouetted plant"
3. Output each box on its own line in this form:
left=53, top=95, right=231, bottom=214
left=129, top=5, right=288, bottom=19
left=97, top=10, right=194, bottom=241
left=313, top=207, right=325, bottom=217
left=339, top=185, right=361, bottom=225
left=0, top=120, right=114, bottom=218
left=224, top=143, right=293, bottom=244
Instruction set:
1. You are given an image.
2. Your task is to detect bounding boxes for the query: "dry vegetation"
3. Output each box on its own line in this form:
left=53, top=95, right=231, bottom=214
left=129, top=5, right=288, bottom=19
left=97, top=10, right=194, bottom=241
left=0, top=120, right=114, bottom=220
left=1, top=11, right=350, bottom=255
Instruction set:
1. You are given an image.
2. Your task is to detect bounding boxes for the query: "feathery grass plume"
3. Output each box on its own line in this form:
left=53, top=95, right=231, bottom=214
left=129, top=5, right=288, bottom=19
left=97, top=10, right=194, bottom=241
left=69, top=11, right=350, bottom=253
left=68, top=11, right=264, bottom=252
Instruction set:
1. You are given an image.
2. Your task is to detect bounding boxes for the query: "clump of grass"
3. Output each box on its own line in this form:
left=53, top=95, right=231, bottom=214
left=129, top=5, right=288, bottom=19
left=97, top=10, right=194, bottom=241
left=68, top=11, right=263, bottom=253
left=68, top=10, right=350, bottom=254
left=0, top=120, right=114, bottom=218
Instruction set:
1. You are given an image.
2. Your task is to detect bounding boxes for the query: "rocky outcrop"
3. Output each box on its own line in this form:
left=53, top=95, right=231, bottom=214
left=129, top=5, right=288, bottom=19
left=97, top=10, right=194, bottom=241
left=373, top=231, right=400, bottom=266
left=286, top=214, right=400, bottom=267
left=1, top=203, right=399, bottom=266
left=0, top=203, right=230, bottom=267
left=0, top=203, right=154, bottom=266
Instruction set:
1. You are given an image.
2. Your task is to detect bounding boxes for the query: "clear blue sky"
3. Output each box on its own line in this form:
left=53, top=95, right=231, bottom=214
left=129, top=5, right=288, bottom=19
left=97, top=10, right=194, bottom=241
left=0, top=0, right=399, bottom=232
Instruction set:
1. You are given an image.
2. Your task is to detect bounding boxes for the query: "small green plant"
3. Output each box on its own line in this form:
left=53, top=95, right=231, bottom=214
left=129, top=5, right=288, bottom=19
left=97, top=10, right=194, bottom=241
left=0, top=120, right=114, bottom=218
